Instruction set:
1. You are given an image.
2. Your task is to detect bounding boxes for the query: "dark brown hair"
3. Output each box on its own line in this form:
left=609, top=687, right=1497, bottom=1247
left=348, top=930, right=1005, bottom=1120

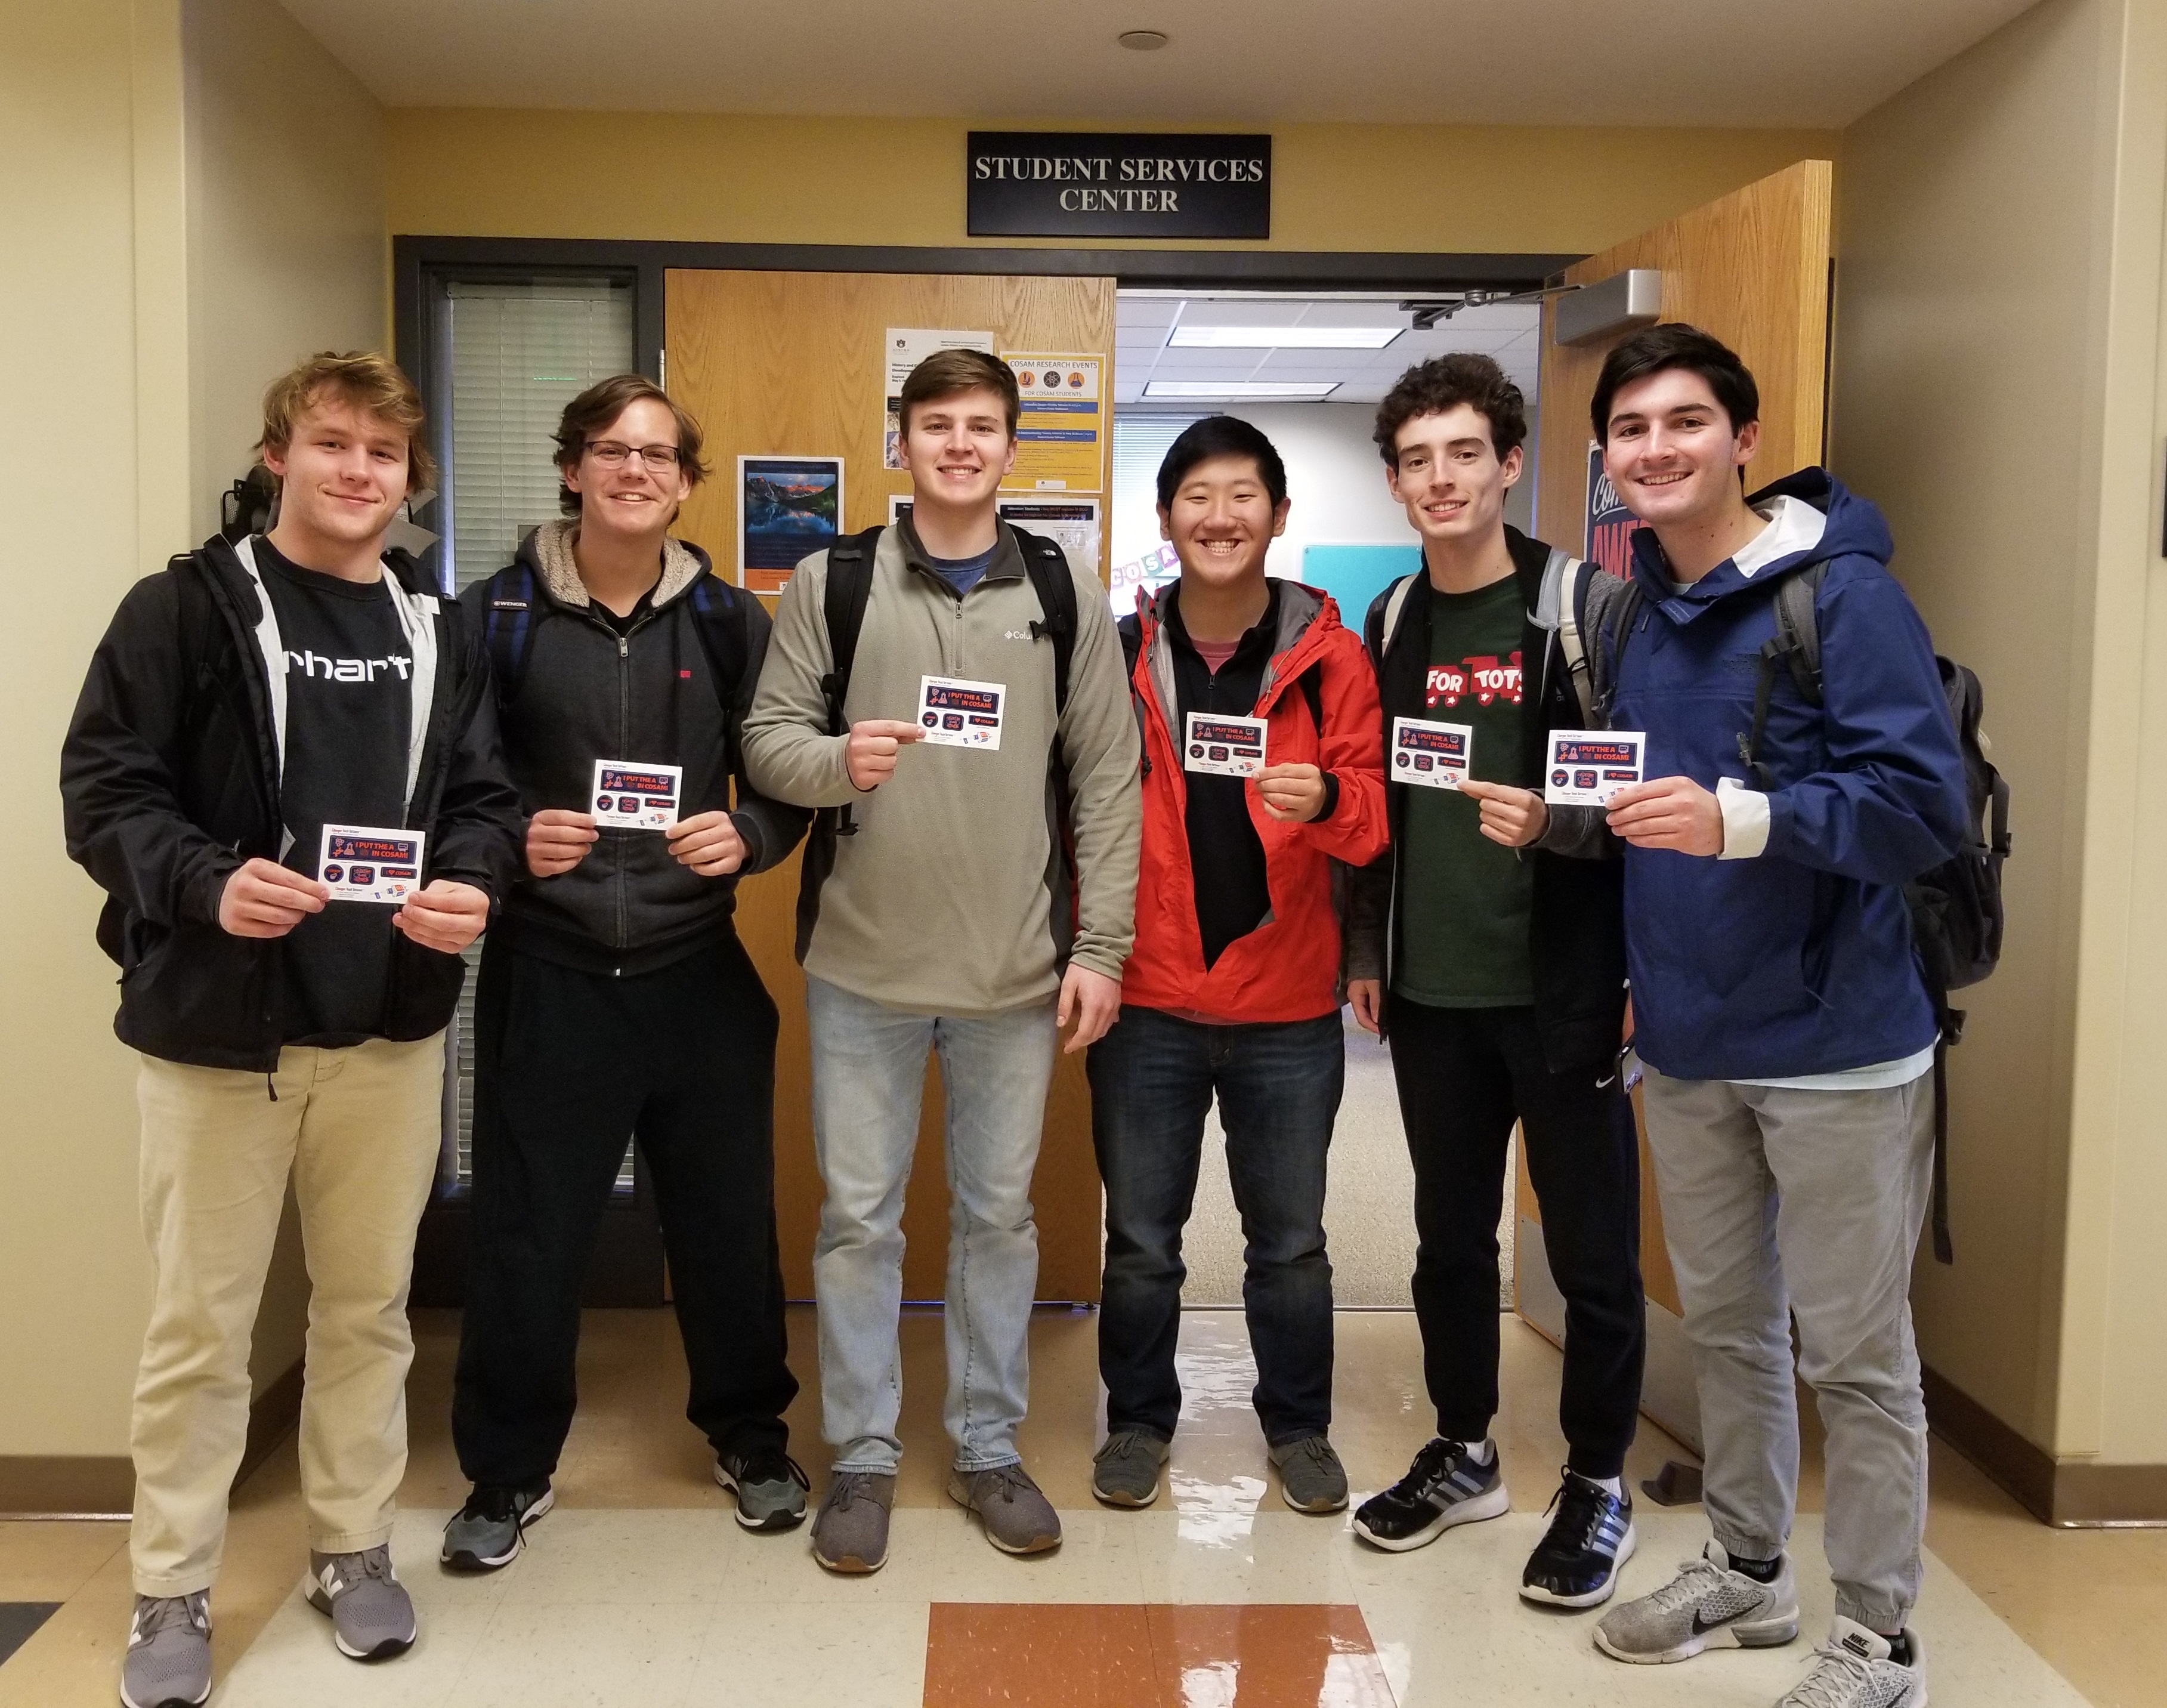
left=553, top=375, right=710, bottom=514
left=1591, top=323, right=1760, bottom=443
left=898, top=349, right=1019, bottom=439
left=258, top=350, right=437, bottom=493
left=1372, top=353, right=1528, bottom=466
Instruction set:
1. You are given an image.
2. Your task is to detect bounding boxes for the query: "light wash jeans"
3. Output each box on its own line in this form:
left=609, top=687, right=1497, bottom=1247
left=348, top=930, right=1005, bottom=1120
left=805, top=974, right=1058, bottom=1475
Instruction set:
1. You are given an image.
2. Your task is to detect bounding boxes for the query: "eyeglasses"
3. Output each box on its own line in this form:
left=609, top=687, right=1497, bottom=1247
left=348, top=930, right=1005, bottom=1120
left=584, top=440, right=684, bottom=470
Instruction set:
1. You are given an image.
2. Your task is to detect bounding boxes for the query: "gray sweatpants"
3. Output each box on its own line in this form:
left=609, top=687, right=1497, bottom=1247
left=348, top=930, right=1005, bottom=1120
left=1639, top=1061, right=1935, bottom=1632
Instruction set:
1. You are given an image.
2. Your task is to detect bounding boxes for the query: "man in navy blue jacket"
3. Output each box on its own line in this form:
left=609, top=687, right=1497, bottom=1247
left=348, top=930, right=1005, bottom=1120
left=1576, top=326, right=1965, bottom=1708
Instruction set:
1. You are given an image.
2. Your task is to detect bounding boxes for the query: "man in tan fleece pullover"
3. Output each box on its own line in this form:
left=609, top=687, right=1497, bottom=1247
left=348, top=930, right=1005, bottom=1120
left=743, top=350, right=1140, bottom=1574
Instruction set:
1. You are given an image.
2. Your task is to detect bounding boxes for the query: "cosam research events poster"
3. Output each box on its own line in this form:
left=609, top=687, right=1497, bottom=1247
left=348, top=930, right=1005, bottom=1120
left=1000, top=353, right=1105, bottom=493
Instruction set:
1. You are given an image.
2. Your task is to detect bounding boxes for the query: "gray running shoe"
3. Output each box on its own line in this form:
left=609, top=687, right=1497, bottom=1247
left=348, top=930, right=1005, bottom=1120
left=1091, top=1429, right=1171, bottom=1508
left=440, top=1482, right=554, bottom=1571
left=947, top=1462, right=1063, bottom=1555
left=715, top=1447, right=810, bottom=1532
left=304, top=1547, right=416, bottom=1662
left=1596, top=1539, right=1801, bottom=1665
left=120, top=1592, right=211, bottom=1708
left=1776, top=1620, right=1927, bottom=1707
left=1269, top=1434, right=1350, bottom=1514
left=811, top=1470, right=895, bottom=1574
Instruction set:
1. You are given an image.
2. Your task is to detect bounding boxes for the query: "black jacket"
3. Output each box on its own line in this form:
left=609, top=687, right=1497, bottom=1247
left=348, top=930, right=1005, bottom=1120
left=463, top=521, right=808, bottom=973
left=60, top=535, right=525, bottom=1071
left=1346, top=527, right=1628, bottom=1073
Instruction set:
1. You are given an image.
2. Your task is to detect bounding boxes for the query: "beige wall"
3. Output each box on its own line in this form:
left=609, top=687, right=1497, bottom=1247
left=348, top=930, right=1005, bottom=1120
left=386, top=109, right=1838, bottom=258
left=1834, top=0, right=2167, bottom=1463
left=0, top=0, right=387, bottom=1464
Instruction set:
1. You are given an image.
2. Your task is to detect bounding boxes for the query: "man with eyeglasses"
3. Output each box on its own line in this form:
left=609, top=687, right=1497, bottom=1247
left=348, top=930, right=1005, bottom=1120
left=443, top=375, right=812, bottom=1572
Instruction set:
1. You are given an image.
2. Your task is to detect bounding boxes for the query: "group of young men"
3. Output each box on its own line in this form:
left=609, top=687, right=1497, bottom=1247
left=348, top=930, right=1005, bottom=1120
left=64, top=326, right=1965, bottom=1708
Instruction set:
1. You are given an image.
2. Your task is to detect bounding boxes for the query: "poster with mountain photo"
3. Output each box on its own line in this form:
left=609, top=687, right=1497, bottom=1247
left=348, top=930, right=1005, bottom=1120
left=738, top=456, right=843, bottom=594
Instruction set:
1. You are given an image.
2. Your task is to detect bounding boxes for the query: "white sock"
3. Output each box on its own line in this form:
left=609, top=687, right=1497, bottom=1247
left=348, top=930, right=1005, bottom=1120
left=1594, top=1474, right=1624, bottom=1498
left=1457, top=1437, right=1496, bottom=1466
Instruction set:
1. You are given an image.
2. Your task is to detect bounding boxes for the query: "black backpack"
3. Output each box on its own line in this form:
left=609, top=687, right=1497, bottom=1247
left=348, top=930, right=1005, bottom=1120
left=794, top=523, right=1079, bottom=962
left=475, top=560, right=752, bottom=713
left=1600, top=563, right=2011, bottom=1263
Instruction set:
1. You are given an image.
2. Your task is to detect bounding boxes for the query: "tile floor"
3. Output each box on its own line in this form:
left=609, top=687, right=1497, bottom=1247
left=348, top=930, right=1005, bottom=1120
left=1, top=1307, right=2161, bottom=1707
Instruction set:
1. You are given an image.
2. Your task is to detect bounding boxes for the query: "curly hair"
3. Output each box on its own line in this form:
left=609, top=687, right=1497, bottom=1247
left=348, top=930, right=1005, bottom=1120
left=1372, top=353, right=1527, bottom=466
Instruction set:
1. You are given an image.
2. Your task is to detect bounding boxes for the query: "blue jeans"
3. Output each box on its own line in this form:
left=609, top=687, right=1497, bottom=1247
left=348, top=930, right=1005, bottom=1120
left=1087, top=1005, right=1344, bottom=1444
left=805, top=975, right=1058, bottom=1474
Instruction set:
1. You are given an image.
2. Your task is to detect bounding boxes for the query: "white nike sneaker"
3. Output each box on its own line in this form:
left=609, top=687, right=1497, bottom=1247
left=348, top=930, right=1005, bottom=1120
left=1774, top=1617, right=1927, bottom=1707
left=1594, top=1538, right=1801, bottom=1664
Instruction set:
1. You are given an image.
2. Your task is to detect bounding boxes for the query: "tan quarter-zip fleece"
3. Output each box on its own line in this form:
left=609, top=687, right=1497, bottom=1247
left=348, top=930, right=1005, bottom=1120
left=742, top=522, right=1140, bottom=1014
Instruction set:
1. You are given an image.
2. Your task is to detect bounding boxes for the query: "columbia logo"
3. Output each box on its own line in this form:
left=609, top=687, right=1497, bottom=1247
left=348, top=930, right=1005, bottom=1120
left=1003, top=629, right=1034, bottom=641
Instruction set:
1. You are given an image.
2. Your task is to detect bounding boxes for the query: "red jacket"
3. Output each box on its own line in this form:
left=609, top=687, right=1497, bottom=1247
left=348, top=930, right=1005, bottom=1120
left=1118, top=580, right=1388, bottom=1023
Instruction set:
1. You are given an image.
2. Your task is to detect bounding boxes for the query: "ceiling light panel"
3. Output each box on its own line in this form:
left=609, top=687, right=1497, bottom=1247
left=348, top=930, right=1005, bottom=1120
left=1167, top=325, right=1403, bottom=350
left=1143, top=381, right=1341, bottom=400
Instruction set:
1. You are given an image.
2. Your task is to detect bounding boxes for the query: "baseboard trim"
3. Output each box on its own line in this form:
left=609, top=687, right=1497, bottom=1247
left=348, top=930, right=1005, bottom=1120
left=1923, top=1364, right=2167, bottom=1527
left=0, top=1355, right=305, bottom=1519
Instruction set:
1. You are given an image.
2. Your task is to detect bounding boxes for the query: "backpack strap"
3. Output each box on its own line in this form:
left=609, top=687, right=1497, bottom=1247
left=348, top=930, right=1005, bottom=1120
left=1010, top=526, right=1078, bottom=717
left=1377, top=573, right=1420, bottom=660
left=685, top=573, right=751, bottom=705
left=1739, top=563, right=1828, bottom=789
left=817, top=526, right=885, bottom=838
left=1538, top=549, right=1597, bottom=724
left=1591, top=576, right=1644, bottom=725
left=479, top=562, right=541, bottom=703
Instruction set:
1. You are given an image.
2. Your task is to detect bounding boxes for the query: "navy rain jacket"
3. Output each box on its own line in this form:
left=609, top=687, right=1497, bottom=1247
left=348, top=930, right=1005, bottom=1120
left=1603, top=468, right=1968, bottom=1081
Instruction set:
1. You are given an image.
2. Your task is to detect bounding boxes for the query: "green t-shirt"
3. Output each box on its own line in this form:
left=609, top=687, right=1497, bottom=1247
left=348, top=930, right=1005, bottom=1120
left=1392, top=575, right=1536, bottom=1009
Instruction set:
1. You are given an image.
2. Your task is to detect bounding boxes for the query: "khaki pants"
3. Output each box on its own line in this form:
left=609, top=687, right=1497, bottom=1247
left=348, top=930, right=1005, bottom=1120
left=130, top=1034, right=444, bottom=1596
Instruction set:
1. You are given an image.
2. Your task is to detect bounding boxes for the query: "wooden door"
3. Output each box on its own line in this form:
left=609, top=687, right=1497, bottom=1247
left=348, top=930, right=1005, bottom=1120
left=664, top=269, right=1117, bottom=1304
left=1515, top=161, right=1834, bottom=1450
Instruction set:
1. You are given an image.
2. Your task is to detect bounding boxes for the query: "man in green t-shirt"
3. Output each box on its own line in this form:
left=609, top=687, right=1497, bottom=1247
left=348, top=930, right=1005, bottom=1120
left=1344, top=354, right=1646, bottom=1610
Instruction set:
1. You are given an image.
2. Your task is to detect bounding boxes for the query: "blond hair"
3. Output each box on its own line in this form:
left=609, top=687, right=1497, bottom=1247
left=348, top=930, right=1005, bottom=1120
left=256, top=351, right=437, bottom=493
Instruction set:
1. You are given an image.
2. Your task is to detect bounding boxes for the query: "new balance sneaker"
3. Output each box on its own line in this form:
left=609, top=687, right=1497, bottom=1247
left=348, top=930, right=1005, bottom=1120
left=1595, top=1539, right=1801, bottom=1664
left=1092, top=1429, right=1171, bottom=1508
left=1521, top=1468, right=1638, bottom=1607
left=811, top=1470, right=895, bottom=1574
left=440, top=1482, right=554, bottom=1572
left=948, top=1462, right=1063, bottom=1555
left=1352, top=1437, right=1510, bottom=1551
left=1775, top=1619, right=1927, bottom=1707
left=715, top=1446, right=810, bottom=1532
left=1268, top=1435, right=1349, bottom=1514
left=120, top=1592, right=211, bottom=1708
left=304, top=1546, right=416, bottom=1662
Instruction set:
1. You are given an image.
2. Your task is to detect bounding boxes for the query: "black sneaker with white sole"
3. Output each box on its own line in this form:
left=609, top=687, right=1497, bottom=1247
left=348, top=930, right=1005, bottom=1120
left=1520, top=1468, right=1637, bottom=1607
left=440, top=1481, right=554, bottom=1572
left=1352, top=1437, right=1510, bottom=1552
left=715, top=1446, right=810, bottom=1531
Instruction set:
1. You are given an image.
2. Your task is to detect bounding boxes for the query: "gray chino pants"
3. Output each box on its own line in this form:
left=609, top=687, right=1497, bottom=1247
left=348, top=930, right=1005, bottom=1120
left=1639, top=1061, right=1936, bottom=1632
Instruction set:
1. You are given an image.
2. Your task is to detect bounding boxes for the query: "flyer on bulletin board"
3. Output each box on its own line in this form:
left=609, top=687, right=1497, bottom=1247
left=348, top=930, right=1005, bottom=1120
left=999, top=352, right=1105, bottom=493
left=883, top=328, right=996, bottom=470
left=737, top=455, right=842, bottom=595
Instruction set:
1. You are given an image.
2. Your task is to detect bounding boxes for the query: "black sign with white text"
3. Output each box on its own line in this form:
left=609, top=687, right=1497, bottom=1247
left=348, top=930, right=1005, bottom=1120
left=967, top=132, right=1271, bottom=239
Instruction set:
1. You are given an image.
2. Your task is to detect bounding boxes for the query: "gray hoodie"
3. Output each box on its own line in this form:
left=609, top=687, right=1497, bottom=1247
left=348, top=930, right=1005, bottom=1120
left=743, top=521, right=1140, bottom=1014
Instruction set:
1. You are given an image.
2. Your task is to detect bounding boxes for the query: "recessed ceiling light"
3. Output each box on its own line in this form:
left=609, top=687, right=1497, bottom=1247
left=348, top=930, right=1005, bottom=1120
left=1168, top=325, right=1402, bottom=350
left=1117, top=29, right=1170, bottom=50
left=1144, top=381, right=1341, bottom=400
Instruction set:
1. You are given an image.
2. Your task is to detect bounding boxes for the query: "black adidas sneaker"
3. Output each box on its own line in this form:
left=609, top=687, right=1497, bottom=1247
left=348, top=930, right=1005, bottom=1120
left=1352, top=1437, right=1510, bottom=1552
left=1520, top=1466, right=1637, bottom=1607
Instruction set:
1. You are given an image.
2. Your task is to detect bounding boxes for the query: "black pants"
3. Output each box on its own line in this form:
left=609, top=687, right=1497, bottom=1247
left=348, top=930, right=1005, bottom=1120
left=1386, top=999, right=1644, bottom=1479
left=452, top=932, right=797, bottom=1489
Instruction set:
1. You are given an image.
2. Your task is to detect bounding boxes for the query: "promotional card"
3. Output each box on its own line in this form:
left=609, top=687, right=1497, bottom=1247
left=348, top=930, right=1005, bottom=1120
left=591, top=761, right=683, bottom=830
left=318, top=824, right=426, bottom=904
left=917, top=675, right=1006, bottom=750
left=1544, top=730, right=1647, bottom=807
left=1390, top=717, right=1474, bottom=789
left=1183, top=712, right=1268, bottom=778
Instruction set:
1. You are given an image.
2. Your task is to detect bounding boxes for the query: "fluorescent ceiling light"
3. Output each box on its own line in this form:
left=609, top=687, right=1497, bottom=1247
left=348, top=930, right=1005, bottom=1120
left=1168, top=325, right=1402, bottom=349
left=1144, top=381, right=1342, bottom=400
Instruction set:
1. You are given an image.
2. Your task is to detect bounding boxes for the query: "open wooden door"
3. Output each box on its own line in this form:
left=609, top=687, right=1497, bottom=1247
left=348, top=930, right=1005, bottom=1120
left=664, top=269, right=1117, bottom=1304
left=1514, top=160, right=1834, bottom=1453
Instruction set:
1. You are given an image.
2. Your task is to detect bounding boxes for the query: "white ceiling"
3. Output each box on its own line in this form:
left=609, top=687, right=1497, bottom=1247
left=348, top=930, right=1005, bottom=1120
left=279, top=0, right=2032, bottom=129
left=1117, top=296, right=1541, bottom=407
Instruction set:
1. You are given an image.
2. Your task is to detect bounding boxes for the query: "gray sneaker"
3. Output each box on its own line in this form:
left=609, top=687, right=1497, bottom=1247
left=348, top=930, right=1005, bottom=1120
left=440, top=1482, right=554, bottom=1571
left=947, top=1462, right=1062, bottom=1555
left=304, top=1547, right=416, bottom=1662
left=1776, top=1620, right=1927, bottom=1707
left=811, top=1470, right=895, bottom=1574
left=715, top=1447, right=810, bottom=1532
left=1595, top=1539, right=1801, bottom=1665
left=1092, top=1429, right=1170, bottom=1508
left=120, top=1592, right=211, bottom=1708
left=1269, top=1434, right=1350, bottom=1514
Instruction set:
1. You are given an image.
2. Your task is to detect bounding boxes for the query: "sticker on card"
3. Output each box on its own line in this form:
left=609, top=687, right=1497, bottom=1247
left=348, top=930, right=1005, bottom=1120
left=1390, top=717, right=1473, bottom=789
left=917, top=675, right=1005, bottom=749
left=1544, top=730, right=1647, bottom=806
left=1183, top=713, right=1268, bottom=778
left=591, top=761, right=682, bottom=829
left=319, top=824, right=426, bottom=904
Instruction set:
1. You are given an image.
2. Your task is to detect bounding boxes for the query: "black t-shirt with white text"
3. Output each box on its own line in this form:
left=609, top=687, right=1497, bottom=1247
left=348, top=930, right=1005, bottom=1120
left=256, top=538, right=413, bottom=1045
